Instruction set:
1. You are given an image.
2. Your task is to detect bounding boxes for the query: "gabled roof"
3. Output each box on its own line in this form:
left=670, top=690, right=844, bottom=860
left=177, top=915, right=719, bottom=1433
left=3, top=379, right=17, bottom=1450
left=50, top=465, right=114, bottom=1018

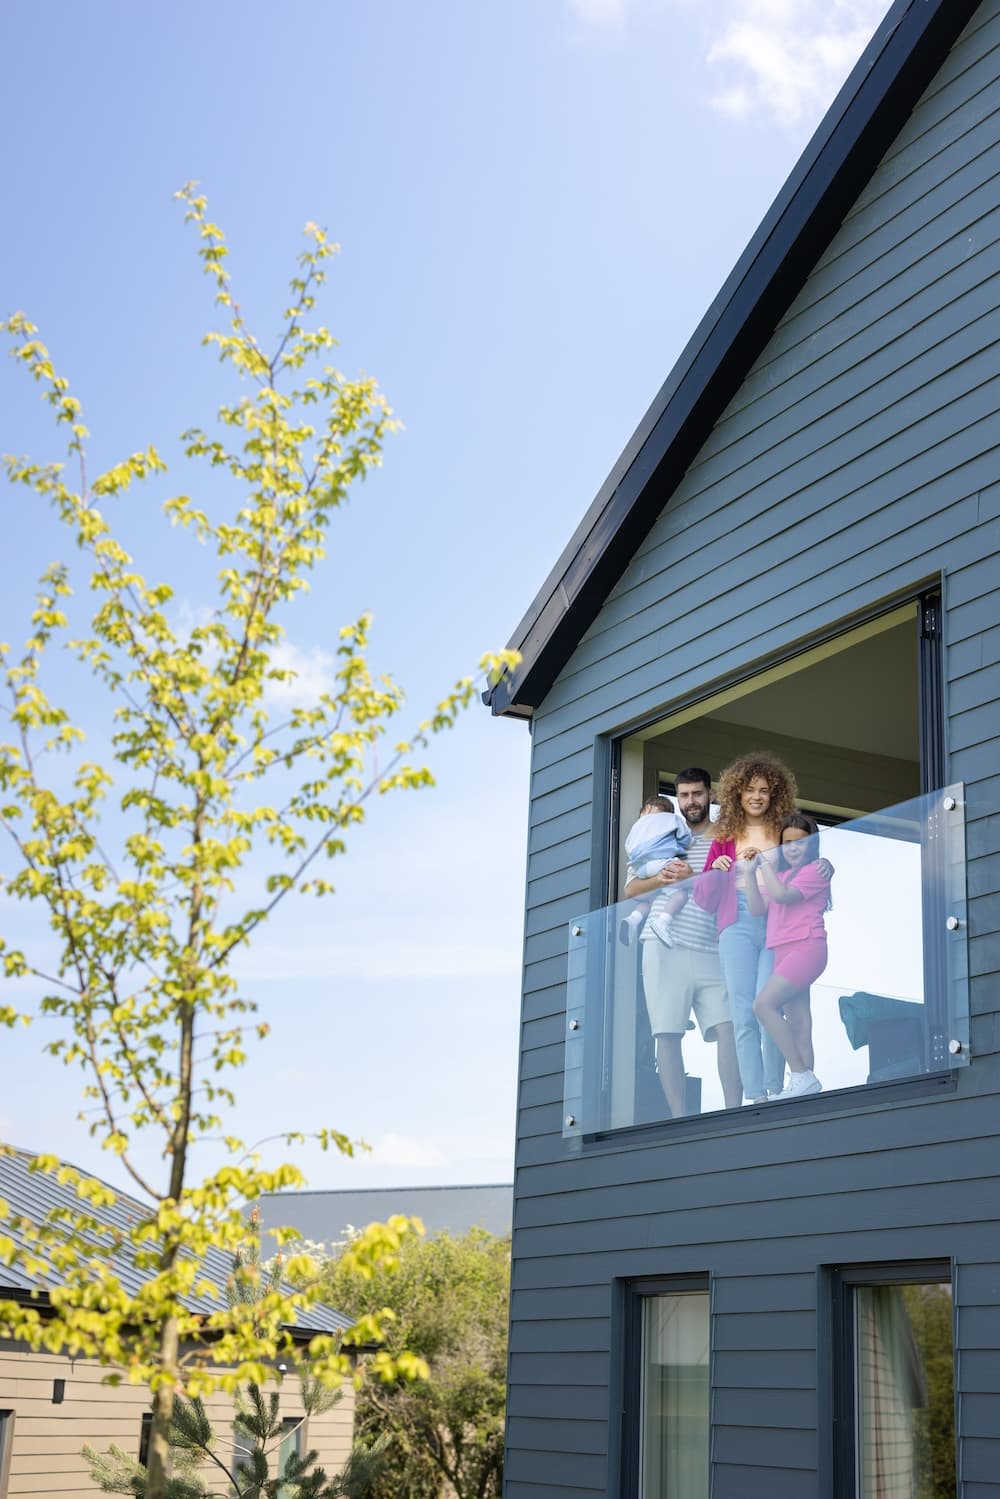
left=486, top=0, right=982, bottom=719
left=0, top=1148, right=350, bottom=1336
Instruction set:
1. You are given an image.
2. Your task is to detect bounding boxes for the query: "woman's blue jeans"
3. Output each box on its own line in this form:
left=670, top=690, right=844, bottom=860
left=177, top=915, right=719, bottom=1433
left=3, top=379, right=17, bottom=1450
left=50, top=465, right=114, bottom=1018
left=718, top=895, right=784, bottom=1100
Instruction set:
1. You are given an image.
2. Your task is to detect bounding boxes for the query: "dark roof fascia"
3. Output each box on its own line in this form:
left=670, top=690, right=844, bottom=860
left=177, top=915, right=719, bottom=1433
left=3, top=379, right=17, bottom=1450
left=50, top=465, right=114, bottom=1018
left=486, top=0, right=983, bottom=718
left=0, top=1283, right=339, bottom=1348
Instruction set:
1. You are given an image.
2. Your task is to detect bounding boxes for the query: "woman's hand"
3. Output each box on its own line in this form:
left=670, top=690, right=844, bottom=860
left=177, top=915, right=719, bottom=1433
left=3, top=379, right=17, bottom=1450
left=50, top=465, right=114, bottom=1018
left=711, top=855, right=733, bottom=871
left=740, top=846, right=759, bottom=861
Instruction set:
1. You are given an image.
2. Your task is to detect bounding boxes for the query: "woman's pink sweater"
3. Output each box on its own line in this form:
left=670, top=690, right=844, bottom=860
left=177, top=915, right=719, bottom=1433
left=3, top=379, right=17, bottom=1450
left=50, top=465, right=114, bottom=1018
left=693, top=838, right=740, bottom=932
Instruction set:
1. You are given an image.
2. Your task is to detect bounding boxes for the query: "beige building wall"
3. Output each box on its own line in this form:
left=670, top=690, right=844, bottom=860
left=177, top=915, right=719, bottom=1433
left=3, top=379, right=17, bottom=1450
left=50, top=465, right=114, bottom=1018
left=0, top=1344, right=355, bottom=1497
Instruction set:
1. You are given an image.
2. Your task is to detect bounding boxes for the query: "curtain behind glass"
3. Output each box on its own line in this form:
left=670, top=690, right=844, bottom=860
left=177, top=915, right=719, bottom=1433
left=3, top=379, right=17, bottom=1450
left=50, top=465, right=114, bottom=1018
left=640, top=1292, right=709, bottom=1499
left=856, top=1282, right=954, bottom=1499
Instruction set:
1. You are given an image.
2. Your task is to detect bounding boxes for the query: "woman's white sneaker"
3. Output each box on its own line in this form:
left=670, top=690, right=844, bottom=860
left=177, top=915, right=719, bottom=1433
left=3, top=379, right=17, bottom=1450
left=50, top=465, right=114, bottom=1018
left=774, top=1069, right=822, bottom=1100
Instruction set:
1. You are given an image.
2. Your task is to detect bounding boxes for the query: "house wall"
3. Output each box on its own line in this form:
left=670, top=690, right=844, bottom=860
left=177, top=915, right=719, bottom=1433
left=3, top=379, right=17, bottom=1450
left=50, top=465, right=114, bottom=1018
left=510, top=3, right=1000, bottom=1495
left=0, top=1345, right=354, bottom=1496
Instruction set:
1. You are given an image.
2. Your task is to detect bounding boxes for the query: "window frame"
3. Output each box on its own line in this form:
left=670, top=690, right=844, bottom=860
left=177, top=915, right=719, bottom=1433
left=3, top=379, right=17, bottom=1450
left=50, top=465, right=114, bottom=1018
left=0, top=1410, right=13, bottom=1499
left=579, top=585, right=952, bottom=1146
left=232, top=1420, right=254, bottom=1492
left=277, top=1415, right=304, bottom=1497
left=617, top=1274, right=711, bottom=1499
left=138, top=1411, right=152, bottom=1464
left=828, top=1259, right=955, bottom=1499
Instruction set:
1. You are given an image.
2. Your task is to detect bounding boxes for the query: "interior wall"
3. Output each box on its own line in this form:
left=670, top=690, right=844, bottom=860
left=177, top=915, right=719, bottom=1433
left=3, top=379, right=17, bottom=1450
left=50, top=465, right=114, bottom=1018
left=619, top=735, right=646, bottom=883
left=642, top=718, right=919, bottom=816
left=625, top=616, right=921, bottom=820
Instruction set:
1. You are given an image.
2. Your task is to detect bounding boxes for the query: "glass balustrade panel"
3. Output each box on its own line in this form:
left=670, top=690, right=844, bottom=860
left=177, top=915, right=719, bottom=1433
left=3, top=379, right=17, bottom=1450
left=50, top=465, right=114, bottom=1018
left=563, top=784, right=968, bottom=1139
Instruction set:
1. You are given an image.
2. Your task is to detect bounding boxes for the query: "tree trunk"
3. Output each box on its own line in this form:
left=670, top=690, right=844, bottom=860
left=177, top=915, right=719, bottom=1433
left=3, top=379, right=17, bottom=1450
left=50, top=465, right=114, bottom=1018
left=147, top=897, right=197, bottom=1498
left=145, top=1313, right=179, bottom=1499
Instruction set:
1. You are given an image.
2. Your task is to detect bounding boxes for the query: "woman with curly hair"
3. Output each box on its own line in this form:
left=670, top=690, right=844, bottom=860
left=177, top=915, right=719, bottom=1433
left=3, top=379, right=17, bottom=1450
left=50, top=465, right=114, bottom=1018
left=695, top=753, right=798, bottom=1104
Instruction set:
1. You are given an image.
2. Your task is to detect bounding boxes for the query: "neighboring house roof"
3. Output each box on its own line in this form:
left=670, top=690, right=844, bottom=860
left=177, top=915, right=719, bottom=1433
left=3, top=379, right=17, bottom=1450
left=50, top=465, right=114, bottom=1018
left=485, top=0, right=982, bottom=720
left=0, top=1148, right=350, bottom=1336
left=259, top=1183, right=513, bottom=1249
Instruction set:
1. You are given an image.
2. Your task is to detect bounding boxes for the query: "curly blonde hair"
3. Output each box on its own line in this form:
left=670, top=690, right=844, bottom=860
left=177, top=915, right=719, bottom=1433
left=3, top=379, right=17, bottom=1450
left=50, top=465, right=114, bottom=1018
left=715, top=752, right=798, bottom=840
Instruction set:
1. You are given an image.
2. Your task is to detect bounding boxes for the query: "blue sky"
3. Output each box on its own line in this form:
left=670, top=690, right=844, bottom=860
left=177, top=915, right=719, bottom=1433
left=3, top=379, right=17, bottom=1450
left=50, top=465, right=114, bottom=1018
left=0, top=0, right=886, bottom=1195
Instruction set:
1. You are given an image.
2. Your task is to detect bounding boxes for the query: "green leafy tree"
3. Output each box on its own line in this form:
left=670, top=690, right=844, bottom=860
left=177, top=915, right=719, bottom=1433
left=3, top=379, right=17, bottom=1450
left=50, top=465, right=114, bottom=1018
left=901, top=1283, right=955, bottom=1499
left=0, top=184, right=517, bottom=1499
left=321, top=1229, right=509, bottom=1499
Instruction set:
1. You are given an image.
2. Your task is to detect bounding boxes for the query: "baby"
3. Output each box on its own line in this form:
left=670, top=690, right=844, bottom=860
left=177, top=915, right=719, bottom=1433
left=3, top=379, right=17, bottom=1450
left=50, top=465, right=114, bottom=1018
left=620, top=795, right=693, bottom=946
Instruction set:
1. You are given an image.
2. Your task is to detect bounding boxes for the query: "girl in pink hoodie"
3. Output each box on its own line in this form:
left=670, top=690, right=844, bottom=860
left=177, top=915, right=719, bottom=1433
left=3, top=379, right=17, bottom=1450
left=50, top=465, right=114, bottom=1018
left=746, top=812, right=832, bottom=1100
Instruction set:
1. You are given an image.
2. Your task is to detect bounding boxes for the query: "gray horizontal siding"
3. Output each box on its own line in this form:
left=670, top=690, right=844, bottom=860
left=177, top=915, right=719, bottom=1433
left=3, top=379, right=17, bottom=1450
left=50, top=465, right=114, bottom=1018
left=507, top=1383, right=610, bottom=1423
left=511, top=1284, right=612, bottom=1322
left=713, top=1387, right=815, bottom=1428
left=512, top=1142, right=1000, bottom=1230
left=509, top=1318, right=609, bottom=1355
left=512, top=1187, right=999, bottom=1260
left=513, top=1088, right=1000, bottom=1194
left=713, top=1465, right=815, bottom=1499
left=507, top=1230, right=978, bottom=1294
left=508, top=1, right=1000, bottom=1493
left=506, top=1417, right=608, bottom=1455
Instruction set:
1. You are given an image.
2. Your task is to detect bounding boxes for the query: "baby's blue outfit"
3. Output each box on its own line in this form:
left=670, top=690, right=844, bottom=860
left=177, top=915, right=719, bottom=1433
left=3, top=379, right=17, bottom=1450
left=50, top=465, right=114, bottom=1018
left=624, top=810, right=693, bottom=879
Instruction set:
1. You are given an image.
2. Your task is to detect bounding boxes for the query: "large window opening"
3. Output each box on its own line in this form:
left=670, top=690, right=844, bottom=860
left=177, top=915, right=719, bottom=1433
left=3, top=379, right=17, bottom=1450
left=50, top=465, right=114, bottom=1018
left=561, top=595, right=970, bottom=1139
left=615, top=601, right=923, bottom=890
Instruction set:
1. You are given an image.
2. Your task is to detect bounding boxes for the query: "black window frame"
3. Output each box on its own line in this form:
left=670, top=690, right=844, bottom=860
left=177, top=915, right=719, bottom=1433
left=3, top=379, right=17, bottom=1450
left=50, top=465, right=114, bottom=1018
left=0, top=1410, right=13, bottom=1499
left=827, top=1259, right=955, bottom=1499
left=616, top=1274, right=711, bottom=1499
left=582, top=585, right=951, bottom=1145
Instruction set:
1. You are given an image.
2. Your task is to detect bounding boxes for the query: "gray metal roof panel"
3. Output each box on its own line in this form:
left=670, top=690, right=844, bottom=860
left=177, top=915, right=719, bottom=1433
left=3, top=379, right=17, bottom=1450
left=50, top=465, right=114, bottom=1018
left=0, top=1149, right=349, bottom=1335
left=260, top=1183, right=513, bottom=1246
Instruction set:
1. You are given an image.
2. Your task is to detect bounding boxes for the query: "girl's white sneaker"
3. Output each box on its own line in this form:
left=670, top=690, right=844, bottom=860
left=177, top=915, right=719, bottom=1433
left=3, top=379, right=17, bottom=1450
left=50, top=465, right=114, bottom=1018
left=774, top=1069, right=822, bottom=1100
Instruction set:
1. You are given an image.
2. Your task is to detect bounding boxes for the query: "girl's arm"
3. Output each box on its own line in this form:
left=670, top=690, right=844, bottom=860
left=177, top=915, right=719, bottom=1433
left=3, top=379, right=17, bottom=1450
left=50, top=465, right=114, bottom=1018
left=756, top=855, right=805, bottom=905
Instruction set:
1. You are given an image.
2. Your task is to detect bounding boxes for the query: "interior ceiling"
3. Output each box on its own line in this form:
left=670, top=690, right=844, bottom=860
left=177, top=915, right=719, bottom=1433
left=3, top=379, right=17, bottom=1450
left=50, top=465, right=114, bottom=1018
left=706, top=621, right=918, bottom=762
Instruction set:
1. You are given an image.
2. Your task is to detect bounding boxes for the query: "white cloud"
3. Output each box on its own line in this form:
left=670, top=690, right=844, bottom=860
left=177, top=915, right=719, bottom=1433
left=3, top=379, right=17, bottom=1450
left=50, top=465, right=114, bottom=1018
left=706, top=0, right=887, bottom=128
left=564, top=0, right=887, bottom=128
left=264, top=641, right=337, bottom=709
left=173, top=598, right=215, bottom=635
left=170, top=600, right=336, bottom=711
left=359, top=1132, right=449, bottom=1169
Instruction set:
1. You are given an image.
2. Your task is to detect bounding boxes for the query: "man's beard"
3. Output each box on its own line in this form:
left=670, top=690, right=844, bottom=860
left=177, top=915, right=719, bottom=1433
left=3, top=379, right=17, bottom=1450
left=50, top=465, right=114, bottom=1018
left=684, top=801, right=710, bottom=826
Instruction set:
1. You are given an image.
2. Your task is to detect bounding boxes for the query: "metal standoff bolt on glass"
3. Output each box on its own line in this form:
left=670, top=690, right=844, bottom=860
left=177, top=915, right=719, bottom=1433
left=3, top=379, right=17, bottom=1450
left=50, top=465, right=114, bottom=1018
left=571, top=925, right=583, bottom=937
left=943, top=795, right=958, bottom=810
left=568, top=1018, right=580, bottom=1031
left=945, top=915, right=961, bottom=931
left=565, top=1115, right=576, bottom=1129
left=948, top=1039, right=963, bottom=1055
